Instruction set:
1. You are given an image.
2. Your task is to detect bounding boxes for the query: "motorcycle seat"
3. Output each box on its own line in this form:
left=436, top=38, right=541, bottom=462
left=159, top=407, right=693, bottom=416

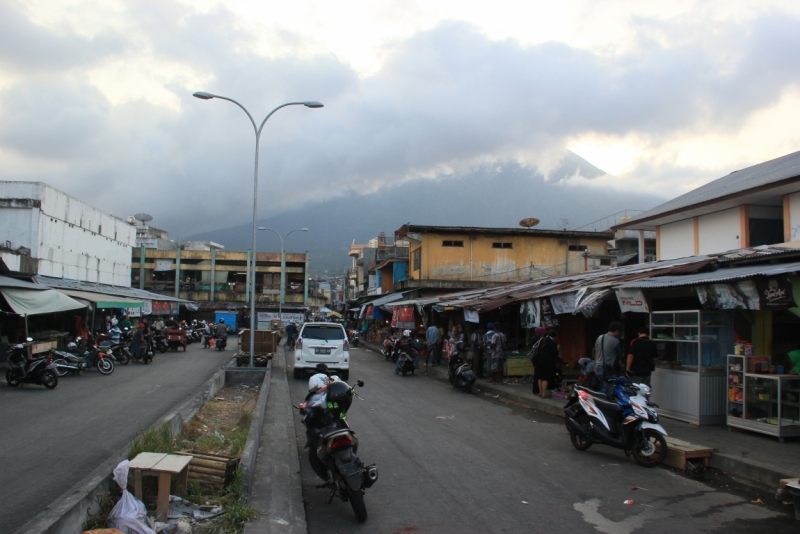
left=593, top=397, right=623, bottom=413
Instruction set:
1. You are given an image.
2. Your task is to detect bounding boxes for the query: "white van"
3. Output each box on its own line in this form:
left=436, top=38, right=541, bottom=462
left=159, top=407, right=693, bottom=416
left=293, top=322, right=351, bottom=380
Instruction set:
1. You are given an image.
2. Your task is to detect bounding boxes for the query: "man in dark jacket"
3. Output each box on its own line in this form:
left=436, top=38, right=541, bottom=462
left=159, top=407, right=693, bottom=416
left=626, top=326, right=657, bottom=386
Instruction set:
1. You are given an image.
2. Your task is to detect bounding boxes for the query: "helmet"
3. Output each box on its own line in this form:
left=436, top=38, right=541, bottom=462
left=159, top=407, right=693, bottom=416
left=308, top=373, right=329, bottom=392
left=219, top=318, right=225, bottom=324
left=326, top=381, right=353, bottom=413
left=402, top=329, right=411, bottom=337
left=329, top=375, right=341, bottom=383
left=67, top=342, right=77, bottom=351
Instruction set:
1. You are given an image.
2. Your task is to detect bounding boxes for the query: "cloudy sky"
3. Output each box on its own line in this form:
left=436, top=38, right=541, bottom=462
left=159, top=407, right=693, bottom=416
left=2, top=0, right=800, bottom=237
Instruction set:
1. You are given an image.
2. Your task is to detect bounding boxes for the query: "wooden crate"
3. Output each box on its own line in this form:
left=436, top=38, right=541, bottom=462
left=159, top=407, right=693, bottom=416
left=239, top=330, right=279, bottom=355
left=174, top=451, right=240, bottom=493
left=662, top=437, right=715, bottom=471
left=31, top=341, right=57, bottom=354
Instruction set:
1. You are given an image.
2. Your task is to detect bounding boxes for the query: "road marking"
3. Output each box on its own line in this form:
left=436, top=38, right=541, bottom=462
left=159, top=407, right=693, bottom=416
left=573, top=498, right=665, bottom=534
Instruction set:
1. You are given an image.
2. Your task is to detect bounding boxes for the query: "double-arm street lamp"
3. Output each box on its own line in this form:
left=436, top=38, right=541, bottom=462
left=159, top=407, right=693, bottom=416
left=193, top=91, right=323, bottom=367
left=258, top=227, right=308, bottom=322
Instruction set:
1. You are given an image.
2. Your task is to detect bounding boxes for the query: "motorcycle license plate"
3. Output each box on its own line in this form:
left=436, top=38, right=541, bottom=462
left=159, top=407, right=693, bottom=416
left=315, top=347, right=331, bottom=355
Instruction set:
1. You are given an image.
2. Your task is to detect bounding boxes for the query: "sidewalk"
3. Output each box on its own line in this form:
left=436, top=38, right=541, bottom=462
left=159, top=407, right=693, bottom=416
left=360, top=340, right=800, bottom=489
left=244, top=352, right=307, bottom=534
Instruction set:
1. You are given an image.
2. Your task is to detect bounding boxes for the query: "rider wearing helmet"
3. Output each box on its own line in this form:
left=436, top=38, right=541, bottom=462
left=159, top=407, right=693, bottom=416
left=394, top=329, right=418, bottom=374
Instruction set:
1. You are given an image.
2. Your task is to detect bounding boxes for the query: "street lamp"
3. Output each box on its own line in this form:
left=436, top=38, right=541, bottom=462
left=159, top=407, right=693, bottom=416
left=258, top=227, right=308, bottom=323
left=193, top=91, right=322, bottom=367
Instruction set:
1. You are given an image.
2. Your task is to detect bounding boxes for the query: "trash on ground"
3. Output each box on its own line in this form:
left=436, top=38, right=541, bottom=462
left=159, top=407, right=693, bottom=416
left=106, top=460, right=155, bottom=534
left=751, top=498, right=764, bottom=505
left=521, top=501, right=529, bottom=505
left=435, top=415, right=455, bottom=419
left=624, top=500, right=634, bottom=505
left=168, top=495, right=224, bottom=520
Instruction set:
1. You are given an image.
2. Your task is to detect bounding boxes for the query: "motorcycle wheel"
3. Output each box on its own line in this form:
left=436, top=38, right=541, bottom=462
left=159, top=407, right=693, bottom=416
left=53, top=359, right=69, bottom=377
left=42, top=370, right=58, bottom=389
left=6, top=369, right=21, bottom=387
left=97, top=358, right=114, bottom=375
left=464, top=383, right=472, bottom=394
left=569, top=415, right=593, bottom=451
left=117, top=350, right=130, bottom=365
left=158, top=345, right=167, bottom=354
left=632, top=429, right=667, bottom=468
left=348, top=488, right=368, bottom=523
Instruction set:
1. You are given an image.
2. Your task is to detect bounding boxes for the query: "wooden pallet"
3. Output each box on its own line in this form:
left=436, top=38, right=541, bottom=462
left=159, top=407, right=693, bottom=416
left=174, top=450, right=240, bottom=493
left=662, top=437, right=716, bottom=471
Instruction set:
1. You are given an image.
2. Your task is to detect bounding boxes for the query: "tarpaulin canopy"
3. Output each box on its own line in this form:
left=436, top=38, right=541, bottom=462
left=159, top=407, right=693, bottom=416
left=56, top=289, right=144, bottom=309
left=0, top=287, right=86, bottom=316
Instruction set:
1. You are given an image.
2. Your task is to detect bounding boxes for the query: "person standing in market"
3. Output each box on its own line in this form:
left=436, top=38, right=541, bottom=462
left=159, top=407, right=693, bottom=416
left=489, top=324, right=507, bottom=384
left=484, top=323, right=496, bottom=379
left=425, top=322, right=440, bottom=367
left=594, top=322, right=623, bottom=397
left=534, top=329, right=560, bottom=398
left=119, top=315, right=132, bottom=331
left=626, top=326, right=657, bottom=386
left=470, top=325, right=486, bottom=378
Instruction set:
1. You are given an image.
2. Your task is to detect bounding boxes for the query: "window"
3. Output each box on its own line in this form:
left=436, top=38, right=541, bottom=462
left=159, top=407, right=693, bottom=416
left=568, top=244, right=588, bottom=252
left=442, top=240, right=464, bottom=247
left=300, top=325, right=345, bottom=341
left=412, top=248, right=421, bottom=271
left=492, top=242, right=513, bottom=249
left=600, top=258, right=612, bottom=266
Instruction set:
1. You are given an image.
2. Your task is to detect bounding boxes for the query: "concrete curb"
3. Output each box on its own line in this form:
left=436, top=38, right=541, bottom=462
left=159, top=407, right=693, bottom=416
left=240, top=362, right=273, bottom=498
left=13, top=359, right=269, bottom=534
left=359, top=340, right=791, bottom=490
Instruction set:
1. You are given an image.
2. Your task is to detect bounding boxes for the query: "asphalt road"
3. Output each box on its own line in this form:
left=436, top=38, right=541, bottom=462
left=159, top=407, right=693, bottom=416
left=0, top=339, right=233, bottom=533
left=287, top=346, right=797, bottom=534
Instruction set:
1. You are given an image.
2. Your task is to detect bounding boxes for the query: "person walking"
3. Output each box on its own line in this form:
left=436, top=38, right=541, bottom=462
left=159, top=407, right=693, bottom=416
left=425, top=323, right=440, bottom=367
left=534, top=329, right=560, bottom=398
left=626, top=326, right=657, bottom=386
left=594, top=322, right=623, bottom=398
left=489, top=324, right=507, bottom=384
left=470, top=325, right=486, bottom=378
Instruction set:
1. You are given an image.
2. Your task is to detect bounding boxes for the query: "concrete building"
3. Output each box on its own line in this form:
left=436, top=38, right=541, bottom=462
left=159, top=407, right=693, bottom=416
left=348, top=233, right=410, bottom=297
left=0, top=182, right=135, bottom=286
left=615, top=150, right=800, bottom=259
left=394, top=224, right=613, bottom=291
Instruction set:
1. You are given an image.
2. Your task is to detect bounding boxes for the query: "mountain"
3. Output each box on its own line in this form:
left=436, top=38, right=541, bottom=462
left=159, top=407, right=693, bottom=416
left=186, top=153, right=664, bottom=274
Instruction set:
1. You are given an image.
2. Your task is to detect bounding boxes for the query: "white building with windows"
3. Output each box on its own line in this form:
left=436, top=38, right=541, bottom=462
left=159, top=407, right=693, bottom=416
left=0, top=182, right=136, bottom=286
left=615, top=150, right=800, bottom=259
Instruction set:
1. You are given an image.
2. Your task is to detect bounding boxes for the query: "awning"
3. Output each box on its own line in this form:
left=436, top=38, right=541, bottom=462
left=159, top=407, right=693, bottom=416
left=617, top=261, right=800, bottom=289
left=370, top=290, right=417, bottom=308
left=56, top=289, right=144, bottom=308
left=0, top=287, right=86, bottom=316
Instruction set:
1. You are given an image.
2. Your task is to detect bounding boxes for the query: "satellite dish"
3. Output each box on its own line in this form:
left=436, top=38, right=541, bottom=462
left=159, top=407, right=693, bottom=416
left=134, top=213, right=153, bottom=225
left=519, top=218, right=540, bottom=229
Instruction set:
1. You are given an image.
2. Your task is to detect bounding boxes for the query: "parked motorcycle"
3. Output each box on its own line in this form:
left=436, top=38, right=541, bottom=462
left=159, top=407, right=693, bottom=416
left=564, top=377, right=668, bottom=467
left=6, top=338, right=59, bottom=389
left=152, top=331, right=169, bottom=353
left=448, top=354, right=476, bottom=393
left=347, top=329, right=360, bottom=348
left=51, top=336, right=114, bottom=375
left=297, top=365, right=377, bottom=523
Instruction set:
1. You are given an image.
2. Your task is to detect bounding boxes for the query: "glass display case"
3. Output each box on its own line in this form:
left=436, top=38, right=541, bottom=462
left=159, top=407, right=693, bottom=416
left=650, top=310, right=733, bottom=425
left=727, top=354, right=800, bottom=441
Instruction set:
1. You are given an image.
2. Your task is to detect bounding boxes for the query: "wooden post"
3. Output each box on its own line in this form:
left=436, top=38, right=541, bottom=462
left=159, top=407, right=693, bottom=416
left=157, top=472, right=171, bottom=522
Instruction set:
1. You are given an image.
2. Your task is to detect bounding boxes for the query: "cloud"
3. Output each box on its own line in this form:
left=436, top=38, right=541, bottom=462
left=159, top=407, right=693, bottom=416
left=0, top=1, right=799, bottom=240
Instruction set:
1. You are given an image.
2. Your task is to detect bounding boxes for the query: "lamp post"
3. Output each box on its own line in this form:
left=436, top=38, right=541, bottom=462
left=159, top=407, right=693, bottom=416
left=193, top=91, right=322, bottom=367
left=258, top=227, right=308, bottom=324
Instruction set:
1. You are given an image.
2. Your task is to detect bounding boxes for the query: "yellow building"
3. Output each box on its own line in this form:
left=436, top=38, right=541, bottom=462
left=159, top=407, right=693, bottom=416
left=394, top=224, right=613, bottom=290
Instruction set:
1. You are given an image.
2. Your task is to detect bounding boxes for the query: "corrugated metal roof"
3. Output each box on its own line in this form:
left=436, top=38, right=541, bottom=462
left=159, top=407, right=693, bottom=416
left=716, top=244, right=800, bottom=263
left=35, top=276, right=193, bottom=304
left=0, top=275, right=46, bottom=290
left=617, top=261, right=800, bottom=289
left=618, top=150, right=800, bottom=228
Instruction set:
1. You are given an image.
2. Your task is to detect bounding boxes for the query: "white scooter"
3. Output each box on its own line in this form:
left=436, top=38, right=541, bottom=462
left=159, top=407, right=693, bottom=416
left=564, top=377, right=669, bottom=467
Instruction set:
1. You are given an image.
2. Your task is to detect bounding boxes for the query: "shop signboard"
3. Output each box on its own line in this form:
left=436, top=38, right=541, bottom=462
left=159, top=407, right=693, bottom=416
left=169, top=302, right=180, bottom=315
left=142, top=300, right=152, bottom=315
left=574, top=289, right=612, bottom=318
left=755, top=276, right=796, bottom=310
left=615, top=288, right=649, bottom=313
left=152, top=301, right=170, bottom=315
left=463, top=308, right=479, bottom=324
left=392, top=306, right=416, bottom=329
left=155, top=259, right=173, bottom=271
left=540, top=298, right=558, bottom=328
left=256, top=311, right=305, bottom=329
left=519, top=299, right=540, bottom=328
left=550, top=292, right=577, bottom=315
left=126, top=307, right=142, bottom=318
left=696, top=278, right=795, bottom=310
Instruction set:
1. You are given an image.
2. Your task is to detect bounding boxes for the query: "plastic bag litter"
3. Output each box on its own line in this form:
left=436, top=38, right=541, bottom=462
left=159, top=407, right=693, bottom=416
left=107, top=460, right=156, bottom=534
left=168, top=495, right=224, bottom=520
